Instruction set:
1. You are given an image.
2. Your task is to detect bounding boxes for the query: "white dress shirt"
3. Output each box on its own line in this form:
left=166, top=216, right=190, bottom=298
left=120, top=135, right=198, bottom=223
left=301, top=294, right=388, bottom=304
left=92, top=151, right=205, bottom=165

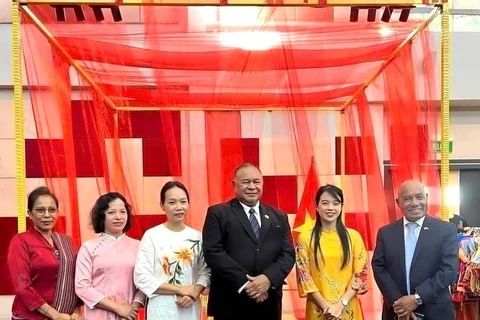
left=238, top=201, right=261, bottom=293
left=239, top=201, right=261, bottom=228
left=403, top=215, right=426, bottom=243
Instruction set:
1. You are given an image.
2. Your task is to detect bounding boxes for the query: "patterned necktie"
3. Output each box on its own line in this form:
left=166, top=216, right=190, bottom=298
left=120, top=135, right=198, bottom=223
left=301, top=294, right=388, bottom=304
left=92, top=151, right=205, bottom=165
left=405, top=222, right=419, bottom=294
left=249, top=208, right=260, bottom=239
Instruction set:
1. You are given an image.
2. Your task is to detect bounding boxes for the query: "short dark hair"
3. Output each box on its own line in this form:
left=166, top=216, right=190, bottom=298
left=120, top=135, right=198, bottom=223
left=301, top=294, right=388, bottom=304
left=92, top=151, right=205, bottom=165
left=160, top=181, right=190, bottom=204
left=90, top=192, right=133, bottom=234
left=233, top=162, right=262, bottom=178
left=27, top=186, right=59, bottom=212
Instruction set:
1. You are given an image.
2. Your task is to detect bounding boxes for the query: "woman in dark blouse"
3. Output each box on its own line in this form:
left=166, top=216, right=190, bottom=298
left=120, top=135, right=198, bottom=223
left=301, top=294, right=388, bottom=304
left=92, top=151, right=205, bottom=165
left=7, top=186, right=82, bottom=320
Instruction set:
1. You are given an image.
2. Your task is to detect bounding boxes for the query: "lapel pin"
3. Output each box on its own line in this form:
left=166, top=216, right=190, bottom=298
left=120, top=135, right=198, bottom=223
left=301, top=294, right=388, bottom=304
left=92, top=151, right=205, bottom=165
left=265, top=215, right=270, bottom=220
left=423, top=227, right=429, bottom=230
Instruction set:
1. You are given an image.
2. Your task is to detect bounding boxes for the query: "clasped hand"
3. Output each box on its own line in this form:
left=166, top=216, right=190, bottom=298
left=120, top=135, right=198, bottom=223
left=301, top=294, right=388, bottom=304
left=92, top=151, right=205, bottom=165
left=115, top=302, right=139, bottom=320
left=397, top=313, right=418, bottom=320
left=176, top=285, right=201, bottom=308
left=321, top=302, right=344, bottom=320
left=393, top=295, right=417, bottom=318
left=245, top=274, right=270, bottom=303
left=54, top=313, right=83, bottom=320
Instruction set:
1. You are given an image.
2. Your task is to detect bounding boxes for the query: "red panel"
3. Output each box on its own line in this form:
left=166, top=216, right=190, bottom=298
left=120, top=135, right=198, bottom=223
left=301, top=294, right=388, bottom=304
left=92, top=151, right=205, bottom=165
left=335, top=136, right=366, bottom=175
left=241, top=138, right=260, bottom=168
left=344, top=212, right=373, bottom=251
left=220, top=138, right=244, bottom=201
left=142, top=138, right=182, bottom=177
left=71, top=101, right=131, bottom=139
left=205, top=111, right=242, bottom=205
left=127, top=215, right=168, bottom=240
left=26, top=138, right=104, bottom=178
left=219, top=138, right=260, bottom=201
left=140, top=111, right=182, bottom=177
left=73, top=139, right=105, bottom=177
left=0, top=217, right=22, bottom=295
left=0, top=256, right=14, bottom=294
left=0, top=217, right=19, bottom=257
left=131, top=111, right=180, bottom=139
left=26, top=139, right=67, bottom=178
left=263, top=176, right=298, bottom=214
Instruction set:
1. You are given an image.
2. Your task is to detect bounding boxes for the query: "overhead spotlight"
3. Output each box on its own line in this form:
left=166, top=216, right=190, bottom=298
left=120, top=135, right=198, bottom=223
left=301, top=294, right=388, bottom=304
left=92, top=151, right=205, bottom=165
left=89, top=5, right=123, bottom=22
left=51, top=5, right=85, bottom=22
left=350, top=7, right=359, bottom=22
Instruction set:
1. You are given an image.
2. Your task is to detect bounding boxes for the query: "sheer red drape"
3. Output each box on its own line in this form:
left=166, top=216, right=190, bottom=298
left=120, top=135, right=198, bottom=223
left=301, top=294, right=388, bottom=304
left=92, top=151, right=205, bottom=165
left=21, top=5, right=439, bottom=319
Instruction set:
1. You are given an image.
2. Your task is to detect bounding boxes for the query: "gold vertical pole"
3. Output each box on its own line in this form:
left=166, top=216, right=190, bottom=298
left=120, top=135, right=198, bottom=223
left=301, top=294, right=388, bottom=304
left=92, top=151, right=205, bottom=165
left=440, top=3, right=451, bottom=222
left=13, top=3, right=26, bottom=233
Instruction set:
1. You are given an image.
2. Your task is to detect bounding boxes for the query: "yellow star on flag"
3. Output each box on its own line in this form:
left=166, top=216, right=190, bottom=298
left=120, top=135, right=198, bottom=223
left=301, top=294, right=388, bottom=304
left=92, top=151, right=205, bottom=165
left=293, top=210, right=316, bottom=234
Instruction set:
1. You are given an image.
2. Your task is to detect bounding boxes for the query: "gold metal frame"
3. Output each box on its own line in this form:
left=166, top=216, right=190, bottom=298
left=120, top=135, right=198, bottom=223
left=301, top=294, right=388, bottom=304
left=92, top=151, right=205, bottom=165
left=440, top=3, right=450, bottom=221
left=13, top=0, right=451, bottom=232
left=22, top=0, right=446, bottom=6
left=340, top=5, right=440, bottom=110
left=13, top=0, right=26, bottom=232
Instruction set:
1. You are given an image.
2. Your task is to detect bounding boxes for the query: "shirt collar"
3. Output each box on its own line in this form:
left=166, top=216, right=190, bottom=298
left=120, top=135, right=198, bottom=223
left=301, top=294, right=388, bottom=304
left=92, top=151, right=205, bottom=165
left=102, top=233, right=125, bottom=241
left=239, top=201, right=260, bottom=214
left=403, top=215, right=426, bottom=228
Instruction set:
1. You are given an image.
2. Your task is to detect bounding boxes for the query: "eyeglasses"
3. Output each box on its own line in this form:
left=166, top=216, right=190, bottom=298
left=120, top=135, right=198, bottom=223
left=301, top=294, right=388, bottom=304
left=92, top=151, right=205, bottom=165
left=33, top=207, right=58, bottom=215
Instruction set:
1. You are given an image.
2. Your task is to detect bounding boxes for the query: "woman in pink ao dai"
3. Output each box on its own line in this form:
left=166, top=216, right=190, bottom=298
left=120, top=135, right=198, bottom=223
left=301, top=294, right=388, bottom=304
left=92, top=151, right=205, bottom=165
left=75, top=192, right=145, bottom=320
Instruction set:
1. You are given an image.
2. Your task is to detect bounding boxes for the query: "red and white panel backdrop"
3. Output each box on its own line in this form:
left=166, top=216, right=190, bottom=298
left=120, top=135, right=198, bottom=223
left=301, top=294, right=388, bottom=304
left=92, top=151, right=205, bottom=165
left=0, top=102, right=386, bottom=318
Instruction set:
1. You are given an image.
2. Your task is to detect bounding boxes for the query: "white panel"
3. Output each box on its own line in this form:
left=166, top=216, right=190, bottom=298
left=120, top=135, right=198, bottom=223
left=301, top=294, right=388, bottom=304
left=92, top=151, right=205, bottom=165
left=180, top=111, right=209, bottom=231
left=0, top=295, right=14, bottom=319
left=143, top=177, right=172, bottom=215
left=105, top=138, right=144, bottom=214
left=25, top=177, right=47, bottom=192
left=340, top=175, right=368, bottom=213
left=0, top=139, right=15, bottom=178
left=0, top=0, right=11, bottom=23
left=0, top=178, right=17, bottom=217
left=451, top=124, right=480, bottom=159
left=76, top=177, right=105, bottom=241
left=241, top=111, right=271, bottom=138
left=259, top=137, right=299, bottom=176
left=0, top=100, right=13, bottom=139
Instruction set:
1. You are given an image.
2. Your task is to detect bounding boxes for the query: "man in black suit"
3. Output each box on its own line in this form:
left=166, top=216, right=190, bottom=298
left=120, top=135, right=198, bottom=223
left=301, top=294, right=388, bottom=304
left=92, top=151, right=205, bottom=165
left=202, top=163, right=295, bottom=320
left=372, top=180, right=458, bottom=320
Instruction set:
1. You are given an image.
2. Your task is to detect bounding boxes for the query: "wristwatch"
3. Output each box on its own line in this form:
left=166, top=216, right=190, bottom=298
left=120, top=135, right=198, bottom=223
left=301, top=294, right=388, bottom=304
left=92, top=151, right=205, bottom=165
left=414, top=293, right=423, bottom=305
left=340, top=299, right=348, bottom=307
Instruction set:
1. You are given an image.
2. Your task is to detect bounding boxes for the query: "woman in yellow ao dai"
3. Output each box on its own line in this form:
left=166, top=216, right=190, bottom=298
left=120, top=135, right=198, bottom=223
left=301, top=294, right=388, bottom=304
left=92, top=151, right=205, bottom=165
left=296, top=185, right=368, bottom=320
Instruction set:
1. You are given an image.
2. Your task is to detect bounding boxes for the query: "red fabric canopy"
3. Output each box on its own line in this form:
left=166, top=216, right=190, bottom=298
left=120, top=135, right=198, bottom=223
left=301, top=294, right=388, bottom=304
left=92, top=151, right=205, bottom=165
left=21, top=5, right=440, bottom=319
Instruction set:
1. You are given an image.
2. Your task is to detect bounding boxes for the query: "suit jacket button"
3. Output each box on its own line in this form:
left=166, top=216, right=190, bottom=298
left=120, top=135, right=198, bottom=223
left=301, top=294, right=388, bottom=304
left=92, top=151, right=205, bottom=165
left=256, top=248, right=260, bottom=252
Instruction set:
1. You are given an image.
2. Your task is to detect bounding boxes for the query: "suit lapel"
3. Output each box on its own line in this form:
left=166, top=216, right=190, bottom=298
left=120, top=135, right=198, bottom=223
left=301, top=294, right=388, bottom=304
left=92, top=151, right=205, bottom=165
left=393, top=219, right=407, bottom=289
left=231, top=199, right=258, bottom=243
left=258, top=204, right=272, bottom=244
left=411, top=216, right=431, bottom=268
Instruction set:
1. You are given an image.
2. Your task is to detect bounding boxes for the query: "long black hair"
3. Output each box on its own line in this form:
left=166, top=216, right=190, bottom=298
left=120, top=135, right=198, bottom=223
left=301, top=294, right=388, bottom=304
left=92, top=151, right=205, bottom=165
left=310, top=184, right=351, bottom=270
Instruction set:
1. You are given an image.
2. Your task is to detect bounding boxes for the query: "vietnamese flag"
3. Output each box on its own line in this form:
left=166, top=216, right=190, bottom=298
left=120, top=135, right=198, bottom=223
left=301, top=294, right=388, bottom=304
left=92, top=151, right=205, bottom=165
left=288, top=157, right=320, bottom=320
left=293, top=157, right=320, bottom=242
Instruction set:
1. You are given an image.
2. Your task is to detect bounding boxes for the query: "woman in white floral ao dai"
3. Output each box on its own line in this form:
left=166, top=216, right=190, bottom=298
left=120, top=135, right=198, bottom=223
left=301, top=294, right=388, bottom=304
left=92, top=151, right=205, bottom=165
left=134, top=181, right=211, bottom=320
